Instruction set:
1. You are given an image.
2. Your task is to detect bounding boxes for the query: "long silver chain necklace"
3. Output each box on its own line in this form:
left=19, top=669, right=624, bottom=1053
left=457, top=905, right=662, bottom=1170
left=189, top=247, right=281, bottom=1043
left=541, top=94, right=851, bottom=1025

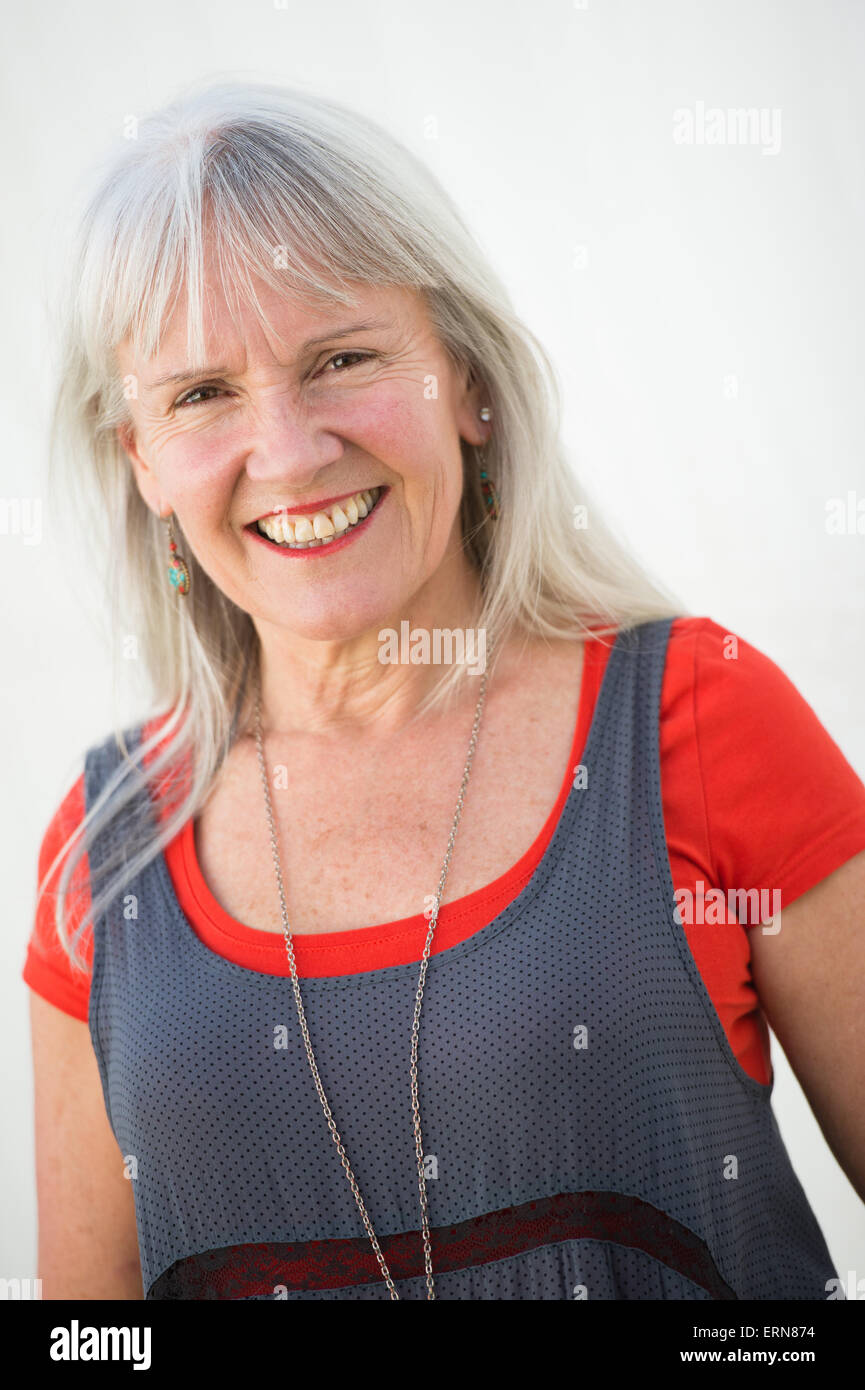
left=252, top=663, right=490, bottom=1300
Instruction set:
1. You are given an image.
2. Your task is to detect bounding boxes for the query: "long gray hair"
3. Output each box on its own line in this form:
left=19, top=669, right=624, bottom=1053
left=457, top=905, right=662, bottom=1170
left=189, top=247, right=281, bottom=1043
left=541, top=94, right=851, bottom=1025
left=43, top=78, right=684, bottom=971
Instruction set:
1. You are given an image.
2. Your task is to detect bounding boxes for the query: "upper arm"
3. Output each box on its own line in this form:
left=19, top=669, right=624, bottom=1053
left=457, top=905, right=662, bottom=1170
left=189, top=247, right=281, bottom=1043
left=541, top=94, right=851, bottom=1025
left=29, top=988, right=143, bottom=1299
left=749, top=848, right=865, bottom=1204
left=678, top=619, right=865, bottom=1194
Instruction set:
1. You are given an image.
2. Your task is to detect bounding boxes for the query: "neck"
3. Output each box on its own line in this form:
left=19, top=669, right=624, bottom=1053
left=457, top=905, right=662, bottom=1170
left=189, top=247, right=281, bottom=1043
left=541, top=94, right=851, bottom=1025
left=246, top=550, right=487, bottom=737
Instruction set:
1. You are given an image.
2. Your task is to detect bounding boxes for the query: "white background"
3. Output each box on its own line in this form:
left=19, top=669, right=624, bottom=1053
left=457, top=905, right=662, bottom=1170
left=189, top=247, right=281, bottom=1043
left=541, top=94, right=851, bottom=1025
left=2, top=0, right=864, bottom=1290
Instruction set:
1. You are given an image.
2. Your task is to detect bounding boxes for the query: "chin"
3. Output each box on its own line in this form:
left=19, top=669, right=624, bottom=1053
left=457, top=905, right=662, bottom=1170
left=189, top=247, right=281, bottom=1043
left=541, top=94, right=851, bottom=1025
left=263, top=586, right=406, bottom=647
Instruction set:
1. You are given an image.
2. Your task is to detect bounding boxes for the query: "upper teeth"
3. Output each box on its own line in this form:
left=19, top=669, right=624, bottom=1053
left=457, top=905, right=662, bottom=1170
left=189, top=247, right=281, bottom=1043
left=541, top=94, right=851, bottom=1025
left=256, top=487, right=381, bottom=547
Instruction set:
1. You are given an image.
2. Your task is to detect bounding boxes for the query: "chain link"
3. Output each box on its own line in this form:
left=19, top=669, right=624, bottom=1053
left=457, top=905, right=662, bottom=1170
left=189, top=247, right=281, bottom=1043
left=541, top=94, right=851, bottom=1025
left=253, top=657, right=490, bottom=1301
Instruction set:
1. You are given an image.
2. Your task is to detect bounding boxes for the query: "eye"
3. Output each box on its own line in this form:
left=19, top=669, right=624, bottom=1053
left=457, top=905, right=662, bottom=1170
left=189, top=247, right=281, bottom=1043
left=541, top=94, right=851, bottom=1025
left=319, top=351, right=376, bottom=374
left=175, top=384, right=226, bottom=408
left=173, top=352, right=374, bottom=407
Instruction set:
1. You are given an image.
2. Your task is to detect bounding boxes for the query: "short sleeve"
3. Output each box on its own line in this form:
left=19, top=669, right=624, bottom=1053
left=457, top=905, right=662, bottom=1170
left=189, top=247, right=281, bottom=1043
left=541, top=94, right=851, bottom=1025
left=690, top=617, right=865, bottom=915
left=22, top=770, right=94, bottom=1020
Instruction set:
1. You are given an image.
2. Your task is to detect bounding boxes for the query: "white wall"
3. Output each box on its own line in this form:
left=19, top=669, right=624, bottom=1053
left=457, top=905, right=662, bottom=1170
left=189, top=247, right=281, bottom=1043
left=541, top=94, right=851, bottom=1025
left=2, top=0, right=863, bottom=1290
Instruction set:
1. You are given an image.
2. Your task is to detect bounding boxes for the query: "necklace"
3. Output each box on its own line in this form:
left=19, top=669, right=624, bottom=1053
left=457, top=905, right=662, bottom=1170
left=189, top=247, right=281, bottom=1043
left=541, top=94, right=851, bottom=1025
left=252, top=663, right=490, bottom=1300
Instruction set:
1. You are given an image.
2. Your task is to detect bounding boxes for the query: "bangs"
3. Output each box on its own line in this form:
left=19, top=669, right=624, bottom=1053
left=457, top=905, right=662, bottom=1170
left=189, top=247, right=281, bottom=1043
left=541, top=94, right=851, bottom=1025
left=85, top=113, right=439, bottom=382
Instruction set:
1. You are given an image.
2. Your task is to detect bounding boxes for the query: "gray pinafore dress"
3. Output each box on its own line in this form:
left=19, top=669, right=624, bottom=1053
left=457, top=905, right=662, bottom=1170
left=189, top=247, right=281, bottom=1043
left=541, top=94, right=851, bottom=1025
left=84, top=618, right=839, bottom=1299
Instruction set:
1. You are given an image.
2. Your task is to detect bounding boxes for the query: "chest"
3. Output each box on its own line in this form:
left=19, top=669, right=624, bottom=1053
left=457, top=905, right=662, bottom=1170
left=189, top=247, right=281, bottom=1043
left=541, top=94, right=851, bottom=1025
left=193, top=645, right=584, bottom=934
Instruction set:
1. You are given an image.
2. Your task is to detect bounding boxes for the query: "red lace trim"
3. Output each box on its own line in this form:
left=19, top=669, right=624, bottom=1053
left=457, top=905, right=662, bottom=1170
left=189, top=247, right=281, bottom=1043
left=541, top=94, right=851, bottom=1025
left=147, top=1190, right=736, bottom=1299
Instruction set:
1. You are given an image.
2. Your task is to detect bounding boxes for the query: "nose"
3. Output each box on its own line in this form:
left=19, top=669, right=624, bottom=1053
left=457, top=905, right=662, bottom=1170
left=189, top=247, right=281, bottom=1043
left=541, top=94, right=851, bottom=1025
left=243, top=392, right=345, bottom=489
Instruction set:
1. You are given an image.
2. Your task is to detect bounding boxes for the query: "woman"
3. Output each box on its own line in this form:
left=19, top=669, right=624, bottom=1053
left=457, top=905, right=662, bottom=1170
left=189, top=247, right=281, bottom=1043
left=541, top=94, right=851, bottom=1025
left=25, top=79, right=865, bottom=1301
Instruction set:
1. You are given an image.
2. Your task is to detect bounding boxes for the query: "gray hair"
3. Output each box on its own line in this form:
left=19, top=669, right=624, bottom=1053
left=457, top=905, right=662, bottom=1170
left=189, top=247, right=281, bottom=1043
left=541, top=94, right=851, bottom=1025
left=43, top=78, right=684, bottom=970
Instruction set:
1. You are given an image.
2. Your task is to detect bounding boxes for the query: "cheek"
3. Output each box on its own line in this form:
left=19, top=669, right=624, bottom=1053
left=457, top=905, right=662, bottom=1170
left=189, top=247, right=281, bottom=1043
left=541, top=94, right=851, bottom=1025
left=371, top=399, right=463, bottom=525
left=378, top=415, right=465, bottom=530
left=159, top=433, right=237, bottom=516
left=350, top=389, right=453, bottom=475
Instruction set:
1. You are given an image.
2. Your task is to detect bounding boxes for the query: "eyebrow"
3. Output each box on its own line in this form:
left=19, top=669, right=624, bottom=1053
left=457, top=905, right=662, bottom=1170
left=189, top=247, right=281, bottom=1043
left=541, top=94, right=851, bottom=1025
left=141, top=318, right=393, bottom=392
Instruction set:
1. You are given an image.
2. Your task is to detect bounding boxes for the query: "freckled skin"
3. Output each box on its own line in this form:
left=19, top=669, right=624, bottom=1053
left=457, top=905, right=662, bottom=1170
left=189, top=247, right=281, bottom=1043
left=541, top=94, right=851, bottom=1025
left=115, top=275, right=490, bottom=649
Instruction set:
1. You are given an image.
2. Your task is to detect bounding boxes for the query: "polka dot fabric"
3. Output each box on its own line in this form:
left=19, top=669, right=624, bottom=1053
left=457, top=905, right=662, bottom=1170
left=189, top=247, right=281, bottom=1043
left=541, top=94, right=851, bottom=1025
left=85, top=619, right=839, bottom=1300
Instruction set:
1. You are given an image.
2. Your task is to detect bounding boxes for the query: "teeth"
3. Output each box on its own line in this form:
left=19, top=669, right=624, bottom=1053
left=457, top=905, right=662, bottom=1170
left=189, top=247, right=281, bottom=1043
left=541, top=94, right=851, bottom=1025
left=256, top=487, right=381, bottom=548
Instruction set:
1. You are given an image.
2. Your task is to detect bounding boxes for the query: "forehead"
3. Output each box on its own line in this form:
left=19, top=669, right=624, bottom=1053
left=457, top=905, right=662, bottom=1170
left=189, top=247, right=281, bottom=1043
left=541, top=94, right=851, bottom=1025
left=117, top=277, right=427, bottom=371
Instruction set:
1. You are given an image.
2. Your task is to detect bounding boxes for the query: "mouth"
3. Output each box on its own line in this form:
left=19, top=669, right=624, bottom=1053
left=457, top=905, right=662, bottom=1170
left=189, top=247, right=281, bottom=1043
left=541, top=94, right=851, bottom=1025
left=246, top=486, right=386, bottom=555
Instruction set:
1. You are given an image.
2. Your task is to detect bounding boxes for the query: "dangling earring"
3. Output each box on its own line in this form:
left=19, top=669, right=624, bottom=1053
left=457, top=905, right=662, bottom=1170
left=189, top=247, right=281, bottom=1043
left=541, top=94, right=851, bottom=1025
left=164, top=513, right=191, bottom=596
left=477, top=406, right=500, bottom=520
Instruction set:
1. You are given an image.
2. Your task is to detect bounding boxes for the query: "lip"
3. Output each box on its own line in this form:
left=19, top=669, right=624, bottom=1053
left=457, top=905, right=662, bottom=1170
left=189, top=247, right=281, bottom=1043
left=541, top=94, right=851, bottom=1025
left=252, top=487, right=381, bottom=524
left=245, top=486, right=388, bottom=559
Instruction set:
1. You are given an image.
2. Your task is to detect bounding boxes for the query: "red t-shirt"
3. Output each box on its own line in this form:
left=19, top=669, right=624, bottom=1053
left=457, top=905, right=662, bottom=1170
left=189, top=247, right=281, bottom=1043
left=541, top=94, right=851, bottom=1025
left=22, top=615, right=865, bottom=1087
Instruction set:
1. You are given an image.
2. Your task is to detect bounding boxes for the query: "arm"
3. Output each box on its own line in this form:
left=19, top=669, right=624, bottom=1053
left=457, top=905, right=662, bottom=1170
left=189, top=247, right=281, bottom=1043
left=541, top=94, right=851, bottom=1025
left=749, top=847, right=865, bottom=1204
left=29, top=989, right=143, bottom=1299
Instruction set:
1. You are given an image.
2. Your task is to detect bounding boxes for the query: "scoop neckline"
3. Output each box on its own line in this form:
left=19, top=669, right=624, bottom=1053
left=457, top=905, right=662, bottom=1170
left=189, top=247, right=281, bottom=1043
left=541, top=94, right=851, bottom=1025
left=158, top=632, right=614, bottom=967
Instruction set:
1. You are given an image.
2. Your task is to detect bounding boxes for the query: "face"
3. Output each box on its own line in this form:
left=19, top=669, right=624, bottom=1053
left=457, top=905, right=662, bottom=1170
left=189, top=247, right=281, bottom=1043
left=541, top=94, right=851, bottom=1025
left=115, top=274, right=490, bottom=643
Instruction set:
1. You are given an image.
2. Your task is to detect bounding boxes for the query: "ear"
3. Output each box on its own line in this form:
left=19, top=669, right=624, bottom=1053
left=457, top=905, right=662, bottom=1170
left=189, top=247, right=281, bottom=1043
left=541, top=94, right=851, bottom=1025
left=116, top=423, right=167, bottom=517
left=456, top=363, right=492, bottom=450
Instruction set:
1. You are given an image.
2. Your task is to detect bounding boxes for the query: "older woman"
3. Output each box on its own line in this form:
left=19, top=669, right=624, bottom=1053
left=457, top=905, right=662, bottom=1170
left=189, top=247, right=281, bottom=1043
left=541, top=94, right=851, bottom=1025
left=25, top=80, right=865, bottom=1301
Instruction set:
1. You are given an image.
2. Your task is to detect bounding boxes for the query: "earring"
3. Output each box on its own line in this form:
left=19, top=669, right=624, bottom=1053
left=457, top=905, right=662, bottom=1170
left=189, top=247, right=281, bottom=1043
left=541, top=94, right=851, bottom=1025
left=164, top=513, right=191, bottom=596
left=477, top=407, right=500, bottom=520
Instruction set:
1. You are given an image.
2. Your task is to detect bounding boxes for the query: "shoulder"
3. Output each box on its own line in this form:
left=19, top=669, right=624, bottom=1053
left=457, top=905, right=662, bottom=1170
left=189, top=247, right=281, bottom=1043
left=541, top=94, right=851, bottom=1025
left=34, top=718, right=148, bottom=892
left=35, top=763, right=88, bottom=885
left=660, top=614, right=865, bottom=895
left=26, top=760, right=93, bottom=1017
left=37, top=713, right=176, bottom=871
left=24, top=714, right=176, bottom=1016
left=662, top=613, right=850, bottom=749
left=665, top=612, right=783, bottom=675
left=78, top=711, right=186, bottom=805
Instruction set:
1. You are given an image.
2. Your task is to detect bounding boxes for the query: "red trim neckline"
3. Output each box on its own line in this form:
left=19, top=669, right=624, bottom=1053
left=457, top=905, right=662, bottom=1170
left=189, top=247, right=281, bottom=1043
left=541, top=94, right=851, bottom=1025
left=161, top=636, right=610, bottom=975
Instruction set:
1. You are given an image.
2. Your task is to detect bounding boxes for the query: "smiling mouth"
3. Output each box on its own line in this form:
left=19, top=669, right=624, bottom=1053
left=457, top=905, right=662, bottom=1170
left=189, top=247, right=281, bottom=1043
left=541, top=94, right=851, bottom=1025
left=253, top=486, right=383, bottom=549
